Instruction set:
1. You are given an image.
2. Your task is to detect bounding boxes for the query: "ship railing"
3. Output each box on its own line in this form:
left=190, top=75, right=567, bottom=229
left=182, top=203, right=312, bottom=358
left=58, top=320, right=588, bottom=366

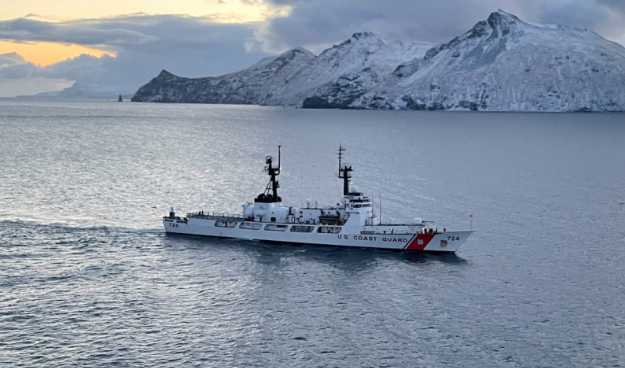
left=360, top=230, right=414, bottom=235
left=187, top=211, right=245, bottom=221
left=360, top=223, right=428, bottom=235
left=375, top=222, right=428, bottom=227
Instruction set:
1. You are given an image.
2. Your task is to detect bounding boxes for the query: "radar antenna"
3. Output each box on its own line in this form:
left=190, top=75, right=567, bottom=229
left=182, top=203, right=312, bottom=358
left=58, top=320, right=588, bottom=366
left=338, top=145, right=353, bottom=196
left=255, top=145, right=282, bottom=203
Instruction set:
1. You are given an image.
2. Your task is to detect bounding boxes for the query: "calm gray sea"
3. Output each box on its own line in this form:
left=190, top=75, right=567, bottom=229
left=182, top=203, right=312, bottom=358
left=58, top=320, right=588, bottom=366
left=1, top=101, right=624, bottom=367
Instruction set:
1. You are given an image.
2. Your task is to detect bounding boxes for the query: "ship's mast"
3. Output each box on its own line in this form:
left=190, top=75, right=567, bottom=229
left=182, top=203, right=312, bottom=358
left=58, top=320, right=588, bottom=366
left=338, top=145, right=353, bottom=196
left=255, top=145, right=282, bottom=203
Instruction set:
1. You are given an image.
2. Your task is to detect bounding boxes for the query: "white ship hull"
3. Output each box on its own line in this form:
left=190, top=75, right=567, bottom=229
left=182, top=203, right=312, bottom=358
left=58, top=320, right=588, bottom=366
left=164, top=217, right=472, bottom=252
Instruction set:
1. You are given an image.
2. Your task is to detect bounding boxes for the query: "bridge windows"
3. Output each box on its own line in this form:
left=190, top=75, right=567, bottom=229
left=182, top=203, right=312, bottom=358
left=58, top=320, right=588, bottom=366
left=318, top=226, right=342, bottom=234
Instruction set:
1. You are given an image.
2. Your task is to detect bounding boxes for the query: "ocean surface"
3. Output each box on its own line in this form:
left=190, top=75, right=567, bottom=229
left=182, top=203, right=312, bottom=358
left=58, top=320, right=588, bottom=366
left=1, top=101, right=624, bottom=367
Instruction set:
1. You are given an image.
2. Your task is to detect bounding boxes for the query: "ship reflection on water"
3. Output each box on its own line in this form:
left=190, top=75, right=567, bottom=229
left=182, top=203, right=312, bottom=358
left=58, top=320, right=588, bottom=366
left=162, top=234, right=468, bottom=272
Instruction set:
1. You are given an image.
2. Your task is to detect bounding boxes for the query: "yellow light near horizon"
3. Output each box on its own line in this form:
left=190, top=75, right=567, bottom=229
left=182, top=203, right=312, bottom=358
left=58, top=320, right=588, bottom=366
left=0, top=41, right=115, bottom=67
left=0, top=0, right=290, bottom=23
left=0, top=1, right=291, bottom=66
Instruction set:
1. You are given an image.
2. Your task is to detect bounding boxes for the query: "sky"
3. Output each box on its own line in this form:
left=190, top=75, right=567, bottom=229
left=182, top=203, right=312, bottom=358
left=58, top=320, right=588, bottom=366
left=0, top=0, right=624, bottom=97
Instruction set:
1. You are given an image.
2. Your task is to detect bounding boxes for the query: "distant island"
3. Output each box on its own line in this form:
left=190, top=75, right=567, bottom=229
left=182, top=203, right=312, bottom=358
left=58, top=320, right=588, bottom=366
left=132, top=10, right=625, bottom=112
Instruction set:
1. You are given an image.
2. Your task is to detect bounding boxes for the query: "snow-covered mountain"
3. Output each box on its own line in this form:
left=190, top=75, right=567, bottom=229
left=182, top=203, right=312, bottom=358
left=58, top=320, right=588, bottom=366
left=133, top=10, right=625, bottom=111
left=296, top=35, right=431, bottom=108
left=132, top=32, right=430, bottom=106
left=353, top=10, right=625, bottom=111
left=132, top=47, right=315, bottom=104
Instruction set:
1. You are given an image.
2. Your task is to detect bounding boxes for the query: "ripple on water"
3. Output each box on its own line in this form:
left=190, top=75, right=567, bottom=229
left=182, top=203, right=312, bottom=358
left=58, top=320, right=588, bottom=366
left=1, top=103, right=625, bottom=367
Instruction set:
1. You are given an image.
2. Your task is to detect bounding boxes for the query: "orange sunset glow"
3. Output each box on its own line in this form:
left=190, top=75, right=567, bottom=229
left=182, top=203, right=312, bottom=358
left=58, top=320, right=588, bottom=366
left=0, top=40, right=115, bottom=66
left=0, top=0, right=289, bottom=67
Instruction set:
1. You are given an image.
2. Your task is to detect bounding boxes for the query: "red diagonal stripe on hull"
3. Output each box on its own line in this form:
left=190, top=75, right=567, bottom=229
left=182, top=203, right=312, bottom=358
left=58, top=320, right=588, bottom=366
left=405, top=233, right=435, bottom=251
left=403, top=233, right=417, bottom=248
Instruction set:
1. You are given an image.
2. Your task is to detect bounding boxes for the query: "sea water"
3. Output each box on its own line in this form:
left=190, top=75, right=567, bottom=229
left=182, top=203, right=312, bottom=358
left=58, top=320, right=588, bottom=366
left=1, top=101, right=624, bottom=367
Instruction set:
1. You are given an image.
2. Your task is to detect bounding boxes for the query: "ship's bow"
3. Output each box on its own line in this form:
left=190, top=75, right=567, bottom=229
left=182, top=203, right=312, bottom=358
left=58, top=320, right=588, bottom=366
left=426, top=230, right=473, bottom=252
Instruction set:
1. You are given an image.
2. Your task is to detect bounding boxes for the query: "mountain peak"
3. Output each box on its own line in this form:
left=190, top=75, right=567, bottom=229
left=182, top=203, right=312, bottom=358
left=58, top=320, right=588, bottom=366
left=490, top=9, right=520, bottom=20
left=278, top=47, right=314, bottom=59
left=156, top=69, right=177, bottom=79
left=323, top=31, right=384, bottom=57
left=487, top=10, right=522, bottom=33
left=351, top=32, right=376, bottom=40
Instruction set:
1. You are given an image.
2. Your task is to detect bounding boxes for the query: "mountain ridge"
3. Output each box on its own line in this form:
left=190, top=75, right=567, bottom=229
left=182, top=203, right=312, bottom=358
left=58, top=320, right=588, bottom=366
left=132, top=31, right=429, bottom=106
left=132, top=10, right=625, bottom=112
left=353, top=10, right=625, bottom=111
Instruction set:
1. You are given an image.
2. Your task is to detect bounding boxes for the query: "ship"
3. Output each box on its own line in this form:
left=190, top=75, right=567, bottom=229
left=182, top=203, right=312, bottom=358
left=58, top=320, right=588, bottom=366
left=163, top=146, right=473, bottom=252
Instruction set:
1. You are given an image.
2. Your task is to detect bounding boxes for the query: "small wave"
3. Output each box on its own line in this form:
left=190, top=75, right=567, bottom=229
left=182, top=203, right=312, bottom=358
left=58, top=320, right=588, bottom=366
left=0, top=252, right=36, bottom=260
left=0, top=218, right=161, bottom=235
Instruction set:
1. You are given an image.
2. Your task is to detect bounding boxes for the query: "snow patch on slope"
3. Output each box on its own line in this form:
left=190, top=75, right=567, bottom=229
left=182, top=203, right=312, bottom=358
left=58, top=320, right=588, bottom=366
left=132, top=10, right=625, bottom=112
left=352, top=10, right=625, bottom=111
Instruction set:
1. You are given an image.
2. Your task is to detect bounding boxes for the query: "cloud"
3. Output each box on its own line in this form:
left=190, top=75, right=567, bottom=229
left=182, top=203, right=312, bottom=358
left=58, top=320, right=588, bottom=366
left=258, top=0, right=625, bottom=52
left=0, top=53, right=74, bottom=97
left=0, top=15, right=271, bottom=72
left=537, top=0, right=625, bottom=40
left=0, top=52, right=27, bottom=69
left=0, top=14, right=272, bottom=96
left=258, top=0, right=523, bottom=51
left=0, top=52, right=39, bottom=78
left=0, top=17, right=155, bottom=47
left=597, top=0, right=625, bottom=13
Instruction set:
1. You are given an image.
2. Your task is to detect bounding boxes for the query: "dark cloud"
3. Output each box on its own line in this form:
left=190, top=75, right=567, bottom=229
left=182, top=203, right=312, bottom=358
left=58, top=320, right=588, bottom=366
left=0, top=17, right=155, bottom=47
left=539, top=2, right=609, bottom=30
left=258, top=0, right=524, bottom=51
left=597, top=0, right=625, bottom=13
left=537, top=0, right=625, bottom=41
left=0, top=52, right=39, bottom=79
left=259, top=0, right=625, bottom=51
